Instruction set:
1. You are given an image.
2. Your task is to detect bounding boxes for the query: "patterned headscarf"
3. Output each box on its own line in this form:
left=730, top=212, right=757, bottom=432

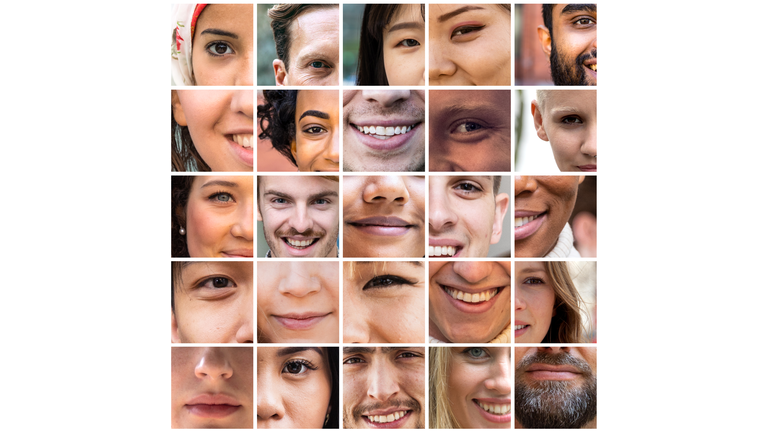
left=171, top=4, right=208, bottom=86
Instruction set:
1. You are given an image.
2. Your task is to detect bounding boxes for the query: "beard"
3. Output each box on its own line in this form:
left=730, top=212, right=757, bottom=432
left=550, top=39, right=597, bottom=86
left=515, top=351, right=597, bottom=428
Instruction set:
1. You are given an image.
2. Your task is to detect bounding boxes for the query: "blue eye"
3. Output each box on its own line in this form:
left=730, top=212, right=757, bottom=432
left=310, top=61, right=328, bottom=69
left=464, top=347, right=489, bottom=358
left=209, top=192, right=234, bottom=202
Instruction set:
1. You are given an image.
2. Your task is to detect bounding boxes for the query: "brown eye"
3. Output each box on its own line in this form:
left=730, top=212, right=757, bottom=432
left=206, top=42, right=234, bottom=56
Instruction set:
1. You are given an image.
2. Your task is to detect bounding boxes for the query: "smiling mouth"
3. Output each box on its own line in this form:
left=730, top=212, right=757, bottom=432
left=230, top=134, right=253, bottom=149
left=353, top=123, right=418, bottom=140
left=442, top=285, right=500, bottom=303
left=586, top=63, right=597, bottom=72
left=365, top=410, right=409, bottom=424
left=429, top=245, right=460, bottom=257
left=475, top=401, right=511, bottom=415
left=283, top=237, right=318, bottom=249
left=515, top=324, right=530, bottom=331
left=515, top=213, right=543, bottom=228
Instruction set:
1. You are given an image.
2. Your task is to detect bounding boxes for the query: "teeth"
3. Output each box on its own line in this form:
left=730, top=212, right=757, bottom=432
left=514, top=214, right=539, bottom=228
left=588, top=64, right=597, bottom=72
left=515, top=324, right=528, bottom=330
left=429, top=245, right=456, bottom=257
left=367, top=411, right=406, bottom=423
left=286, top=238, right=315, bottom=248
left=478, top=402, right=511, bottom=415
left=443, top=286, right=499, bottom=303
left=355, top=124, right=414, bottom=138
left=232, top=134, right=253, bottom=149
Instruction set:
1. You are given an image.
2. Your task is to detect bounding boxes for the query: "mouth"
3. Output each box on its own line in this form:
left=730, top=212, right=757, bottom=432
left=348, top=217, right=415, bottom=236
left=440, top=284, right=505, bottom=313
left=221, top=249, right=253, bottom=258
left=514, top=323, right=530, bottom=338
left=362, top=410, right=412, bottom=428
left=526, top=363, right=582, bottom=380
left=442, top=285, right=499, bottom=303
left=514, top=211, right=546, bottom=241
left=577, top=164, right=597, bottom=172
left=350, top=121, right=423, bottom=152
left=354, top=124, right=417, bottom=139
left=229, top=133, right=253, bottom=150
left=282, top=236, right=320, bottom=251
left=473, top=400, right=511, bottom=423
left=273, top=312, right=331, bottom=330
left=185, top=394, right=242, bottom=418
left=428, top=239, right=463, bottom=257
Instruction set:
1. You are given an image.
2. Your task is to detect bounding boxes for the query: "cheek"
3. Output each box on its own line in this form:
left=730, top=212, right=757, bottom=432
left=187, top=206, right=219, bottom=253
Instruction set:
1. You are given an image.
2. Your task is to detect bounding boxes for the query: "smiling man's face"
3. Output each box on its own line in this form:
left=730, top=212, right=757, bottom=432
left=538, top=4, right=597, bottom=86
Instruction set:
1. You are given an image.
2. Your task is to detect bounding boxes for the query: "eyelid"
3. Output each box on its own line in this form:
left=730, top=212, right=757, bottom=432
left=362, top=274, right=417, bottom=290
left=450, top=22, right=485, bottom=38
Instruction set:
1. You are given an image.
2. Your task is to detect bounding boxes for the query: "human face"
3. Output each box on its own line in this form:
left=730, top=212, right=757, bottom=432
left=343, top=261, right=425, bottom=343
left=274, top=8, right=339, bottom=86
left=514, top=175, right=583, bottom=257
left=343, top=176, right=425, bottom=258
left=532, top=90, right=597, bottom=172
left=514, top=347, right=597, bottom=429
left=172, top=347, right=253, bottom=429
left=257, top=261, right=339, bottom=343
left=514, top=262, right=555, bottom=343
left=447, top=347, right=511, bottom=428
left=429, top=261, right=511, bottom=343
left=257, top=176, right=339, bottom=258
left=172, top=262, right=253, bottom=343
left=172, top=90, right=254, bottom=171
left=292, top=90, right=340, bottom=172
left=343, top=347, right=425, bottom=429
left=538, top=4, right=597, bottom=86
left=257, top=347, right=333, bottom=429
left=429, top=90, right=511, bottom=172
left=429, top=4, right=511, bottom=86
left=382, top=4, right=425, bottom=86
left=343, top=90, right=425, bottom=172
left=185, top=176, right=253, bottom=258
left=429, top=176, right=508, bottom=258
left=191, top=4, right=254, bottom=86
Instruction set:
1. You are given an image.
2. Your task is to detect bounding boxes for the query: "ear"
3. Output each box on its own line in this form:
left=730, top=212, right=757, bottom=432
left=490, top=193, right=510, bottom=244
left=171, top=90, right=188, bottom=127
left=578, top=175, right=585, bottom=184
left=290, top=139, right=298, bottom=161
left=273, top=59, right=288, bottom=86
left=531, top=100, right=549, bottom=142
left=256, top=198, right=263, bottom=222
left=171, top=311, right=182, bottom=343
left=537, top=25, right=552, bottom=58
left=572, top=212, right=597, bottom=257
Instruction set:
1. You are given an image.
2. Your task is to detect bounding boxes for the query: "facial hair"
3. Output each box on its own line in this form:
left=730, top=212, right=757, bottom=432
left=550, top=37, right=597, bottom=86
left=264, top=226, right=337, bottom=257
left=343, top=398, right=423, bottom=428
left=515, top=351, right=597, bottom=428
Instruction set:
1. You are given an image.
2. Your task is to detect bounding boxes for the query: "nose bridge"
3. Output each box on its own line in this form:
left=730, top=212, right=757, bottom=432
left=325, top=129, right=340, bottom=163
left=368, top=357, right=399, bottom=401
left=235, top=289, right=254, bottom=343
left=486, top=352, right=512, bottom=393
left=428, top=184, right=457, bottom=230
left=361, top=90, right=409, bottom=107
left=278, top=267, right=321, bottom=297
left=289, top=201, right=311, bottom=232
left=231, top=89, right=254, bottom=118
left=582, top=123, right=597, bottom=157
left=232, top=199, right=254, bottom=240
left=363, top=176, right=410, bottom=204
left=514, top=283, right=525, bottom=309
left=195, top=347, right=233, bottom=380
left=236, top=53, right=254, bottom=86
left=452, top=261, right=492, bottom=283
left=256, top=367, right=284, bottom=420
left=514, top=175, right=538, bottom=195
left=428, top=42, right=455, bottom=79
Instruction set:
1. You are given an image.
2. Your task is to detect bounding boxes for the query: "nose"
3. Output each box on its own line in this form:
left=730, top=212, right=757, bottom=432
left=231, top=90, right=254, bottom=119
left=288, top=202, right=313, bottom=233
left=343, top=314, right=370, bottom=343
left=428, top=44, right=456, bottom=81
left=514, top=175, right=538, bottom=196
left=231, top=199, right=254, bottom=240
left=360, top=90, right=410, bottom=107
left=515, top=284, right=525, bottom=310
left=429, top=183, right=458, bottom=231
left=195, top=347, right=234, bottom=380
left=581, top=125, right=597, bottom=158
left=452, top=262, right=493, bottom=284
left=324, top=128, right=340, bottom=165
left=235, top=288, right=254, bottom=343
left=362, top=176, right=410, bottom=204
left=367, top=361, right=400, bottom=402
left=278, top=266, right=322, bottom=297
left=484, top=349, right=512, bottom=394
left=235, top=53, right=254, bottom=86
left=539, top=346, right=571, bottom=354
left=256, top=368, right=285, bottom=421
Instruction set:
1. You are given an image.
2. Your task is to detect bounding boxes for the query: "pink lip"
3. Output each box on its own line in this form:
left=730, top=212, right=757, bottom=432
left=514, top=320, right=530, bottom=338
left=348, top=216, right=415, bottom=236
left=221, top=249, right=253, bottom=258
left=350, top=123, right=421, bottom=152
left=273, top=312, right=330, bottom=330
left=441, top=284, right=503, bottom=314
left=514, top=212, right=546, bottom=241
left=578, top=165, right=597, bottom=172
left=185, top=394, right=242, bottom=418
left=362, top=410, right=412, bottom=429
left=473, top=400, right=511, bottom=424
left=526, top=364, right=582, bottom=380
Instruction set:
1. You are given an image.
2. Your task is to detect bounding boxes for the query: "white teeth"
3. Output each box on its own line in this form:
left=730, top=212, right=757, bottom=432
left=443, top=286, right=499, bottom=303
left=232, top=134, right=253, bottom=149
left=514, top=214, right=539, bottom=228
left=367, top=411, right=406, bottom=423
left=515, top=324, right=528, bottom=330
left=286, top=238, right=315, bottom=248
left=478, top=402, right=511, bottom=415
left=429, top=245, right=456, bottom=257
left=355, top=124, right=415, bottom=138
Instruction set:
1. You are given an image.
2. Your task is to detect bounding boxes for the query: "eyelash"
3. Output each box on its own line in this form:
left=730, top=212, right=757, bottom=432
left=205, top=41, right=235, bottom=57
left=453, top=181, right=483, bottom=195
left=303, top=126, right=326, bottom=135
left=561, top=116, right=583, bottom=125
left=573, top=17, right=596, bottom=27
left=524, top=277, right=545, bottom=285
left=208, top=191, right=235, bottom=203
left=452, top=25, right=485, bottom=38
left=196, top=276, right=236, bottom=290
left=462, top=347, right=489, bottom=359
left=282, top=359, right=318, bottom=375
left=363, top=275, right=416, bottom=290
left=308, top=60, right=332, bottom=70
left=396, top=38, right=420, bottom=48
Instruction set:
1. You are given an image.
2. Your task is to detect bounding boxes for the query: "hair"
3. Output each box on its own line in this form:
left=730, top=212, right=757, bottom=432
left=535, top=89, right=551, bottom=111
left=171, top=176, right=194, bottom=257
left=543, top=261, right=589, bottom=343
left=356, top=4, right=425, bottom=85
left=268, top=4, right=337, bottom=70
left=325, top=347, right=340, bottom=428
left=258, top=90, right=299, bottom=166
left=172, top=93, right=211, bottom=172
left=542, top=4, right=555, bottom=35
left=493, top=175, right=501, bottom=195
left=171, top=261, right=183, bottom=314
left=429, top=347, right=460, bottom=429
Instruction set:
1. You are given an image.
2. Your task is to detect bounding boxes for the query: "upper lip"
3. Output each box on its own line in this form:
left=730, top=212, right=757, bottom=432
left=428, top=237, right=462, bottom=246
left=225, top=127, right=254, bottom=136
left=442, top=283, right=504, bottom=294
left=273, top=312, right=330, bottom=319
left=363, top=407, right=411, bottom=416
left=583, top=58, right=596, bottom=66
left=348, top=216, right=413, bottom=226
left=514, top=210, right=544, bottom=217
left=350, top=118, right=422, bottom=128
left=526, top=363, right=581, bottom=373
left=514, top=320, right=529, bottom=325
left=222, top=249, right=253, bottom=257
left=474, top=398, right=511, bottom=404
left=186, top=394, right=242, bottom=406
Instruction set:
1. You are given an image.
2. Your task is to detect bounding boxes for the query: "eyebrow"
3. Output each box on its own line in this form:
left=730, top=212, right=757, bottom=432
left=549, top=107, right=582, bottom=115
left=299, top=110, right=330, bottom=121
left=264, top=190, right=338, bottom=201
left=200, top=28, right=239, bottom=39
left=387, top=22, right=424, bottom=33
left=343, top=347, right=397, bottom=354
left=438, top=6, right=484, bottom=23
left=277, top=347, right=324, bottom=357
left=200, top=180, right=238, bottom=189
left=561, top=4, right=597, bottom=15
left=357, top=261, right=423, bottom=267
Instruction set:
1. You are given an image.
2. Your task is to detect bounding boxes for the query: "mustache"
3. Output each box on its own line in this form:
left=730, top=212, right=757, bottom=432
left=346, top=104, right=425, bottom=122
left=352, top=398, right=421, bottom=419
left=516, top=350, right=593, bottom=375
left=577, top=49, right=597, bottom=64
left=276, top=228, right=326, bottom=238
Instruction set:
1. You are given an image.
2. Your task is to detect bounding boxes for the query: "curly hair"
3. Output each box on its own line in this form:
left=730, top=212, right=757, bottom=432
left=543, top=261, right=589, bottom=343
left=257, top=90, right=298, bottom=167
left=171, top=175, right=194, bottom=257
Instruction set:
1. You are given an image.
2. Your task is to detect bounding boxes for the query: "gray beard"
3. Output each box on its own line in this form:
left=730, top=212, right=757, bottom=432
left=343, top=159, right=425, bottom=173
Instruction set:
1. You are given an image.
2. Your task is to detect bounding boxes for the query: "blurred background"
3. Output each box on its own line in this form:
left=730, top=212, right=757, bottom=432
left=257, top=4, right=279, bottom=86
left=342, top=4, right=365, bottom=85
left=514, top=88, right=559, bottom=172
left=568, top=261, right=597, bottom=343
left=515, top=3, right=554, bottom=86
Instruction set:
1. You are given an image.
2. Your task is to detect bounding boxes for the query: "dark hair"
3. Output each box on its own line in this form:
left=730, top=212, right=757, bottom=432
left=356, top=4, right=425, bottom=85
left=325, top=347, right=340, bottom=428
left=269, top=4, right=336, bottom=70
left=171, top=176, right=194, bottom=257
left=171, top=261, right=185, bottom=313
left=257, top=90, right=298, bottom=167
left=542, top=4, right=555, bottom=35
left=171, top=95, right=211, bottom=172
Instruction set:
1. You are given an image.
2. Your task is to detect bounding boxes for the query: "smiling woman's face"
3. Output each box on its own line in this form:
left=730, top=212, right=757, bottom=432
left=343, top=176, right=426, bottom=258
left=257, top=347, right=332, bottom=429
left=343, top=261, right=425, bottom=343
left=514, top=262, right=555, bottom=343
left=185, top=176, right=253, bottom=258
left=191, top=4, right=253, bottom=86
left=257, top=261, right=339, bottom=343
left=428, top=4, right=510, bottom=86
left=514, top=175, right=583, bottom=257
left=292, top=90, right=339, bottom=172
left=447, top=347, right=511, bottom=428
left=382, top=4, right=425, bottom=86
left=429, top=261, right=511, bottom=343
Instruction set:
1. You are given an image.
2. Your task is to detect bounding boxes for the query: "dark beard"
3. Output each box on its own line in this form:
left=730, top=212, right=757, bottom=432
left=550, top=39, right=597, bottom=86
left=515, top=351, right=597, bottom=428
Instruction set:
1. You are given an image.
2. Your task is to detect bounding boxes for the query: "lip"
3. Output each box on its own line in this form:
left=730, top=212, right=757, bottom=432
left=281, top=236, right=321, bottom=257
left=221, top=249, right=253, bottom=258
left=514, top=320, right=530, bottom=338
left=514, top=211, right=546, bottom=241
left=272, top=312, right=331, bottom=330
left=473, top=399, right=511, bottom=424
left=526, top=363, right=582, bottom=380
left=577, top=165, right=597, bottom=172
left=224, top=129, right=254, bottom=168
left=185, top=394, right=242, bottom=419
left=582, top=61, right=597, bottom=82
left=361, top=410, right=412, bottom=429
left=347, top=216, right=415, bottom=237
left=440, top=284, right=504, bottom=314
left=350, top=122, right=422, bottom=152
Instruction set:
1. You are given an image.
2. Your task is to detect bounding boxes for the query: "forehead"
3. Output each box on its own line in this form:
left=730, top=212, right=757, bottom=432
left=196, top=4, right=253, bottom=33
left=516, top=261, right=546, bottom=275
left=289, top=8, right=339, bottom=59
left=387, top=4, right=424, bottom=27
left=540, top=90, right=596, bottom=113
left=296, top=90, right=339, bottom=115
left=259, top=176, right=338, bottom=197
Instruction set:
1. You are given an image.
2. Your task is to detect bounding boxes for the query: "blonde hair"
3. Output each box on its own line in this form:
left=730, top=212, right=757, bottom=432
left=429, top=347, right=460, bottom=429
left=545, top=261, right=589, bottom=343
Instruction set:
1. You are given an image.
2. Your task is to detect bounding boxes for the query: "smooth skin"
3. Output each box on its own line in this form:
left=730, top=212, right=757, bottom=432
left=292, top=90, right=340, bottom=172
left=192, top=4, right=253, bottom=86
left=532, top=90, right=597, bottom=172
left=382, top=4, right=425, bottom=85
left=447, top=347, right=511, bottom=428
left=514, top=261, right=555, bottom=343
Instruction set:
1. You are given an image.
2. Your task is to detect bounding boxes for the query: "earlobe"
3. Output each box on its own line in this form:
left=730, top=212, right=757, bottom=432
left=273, top=59, right=287, bottom=86
left=171, top=90, right=187, bottom=127
left=256, top=201, right=263, bottom=222
left=171, top=311, right=181, bottom=343
left=531, top=100, right=549, bottom=142
left=537, top=26, right=552, bottom=58
left=290, top=140, right=298, bottom=161
left=490, top=193, right=510, bottom=244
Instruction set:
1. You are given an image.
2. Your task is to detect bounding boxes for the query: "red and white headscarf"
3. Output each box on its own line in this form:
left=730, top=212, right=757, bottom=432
left=171, top=4, right=208, bottom=86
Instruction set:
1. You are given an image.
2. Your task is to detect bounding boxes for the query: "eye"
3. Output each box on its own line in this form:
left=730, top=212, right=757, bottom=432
left=312, top=197, right=331, bottom=205
left=524, top=277, right=545, bottom=285
left=463, top=347, right=489, bottom=359
left=561, top=116, right=583, bottom=125
left=272, top=198, right=288, bottom=204
left=451, top=25, right=485, bottom=38
left=309, top=61, right=330, bottom=69
left=200, top=276, right=235, bottom=289
left=396, top=38, right=420, bottom=48
left=456, top=121, right=484, bottom=133
left=209, top=192, right=234, bottom=203
left=206, top=42, right=234, bottom=56
left=363, top=275, right=416, bottom=290
left=304, top=126, right=326, bottom=134
left=343, top=356, right=365, bottom=365
left=574, top=17, right=596, bottom=26
left=454, top=182, right=481, bottom=193
left=282, top=359, right=316, bottom=375
left=397, top=351, right=422, bottom=359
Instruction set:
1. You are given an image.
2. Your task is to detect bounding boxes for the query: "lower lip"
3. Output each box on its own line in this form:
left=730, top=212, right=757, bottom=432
left=528, top=370, right=580, bottom=380
left=352, top=124, right=420, bottom=152
left=584, top=65, right=597, bottom=81
left=273, top=314, right=328, bottom=330
left=578, top=165, right=597, bottom=172
left=186, top=404, right=241, bottom=418
left=221, top=252, right=253, bottom=258
left=442, top=286, right=501, bottom=314
left=282, top=238, right=318, bottom=257
left=515, top=213, right=546, bottom=241
left=228, top=139, right=254, bottom=168
left=362, top=411, right=411, bottom=429
left=473, top=401, right=511, bottom=424
left=514, top=325, right=529, bottom=338
left=349, top=224, right=411, bottom=236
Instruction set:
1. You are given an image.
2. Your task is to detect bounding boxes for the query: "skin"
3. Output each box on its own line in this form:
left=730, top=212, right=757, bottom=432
left=274, top=8, right=339, bottom=86
left=185, top=176, right=253, bottom=258
left=382, top=5, right=425, bottom=85
left=429, top=90, right=511, bottom=172
left=257, top=261, right=339, bottom=343
left=191, top=4, right=253, bottom=86
left=292, top=90, right=340, bottom=172
left=429, top=261, right=511, bottom=343
left=172, top=347, right=253, bottom=429
left=172, top=90, right=254, bottom=171
left=343, top=90, right=426, bottom=172
left=514, top=347, right=597, bottom=429
left=514, top=262, right=555, bottom=343
left=257, top=176, right=339, bottom=258
left=343, top=176, right=426, bottom=258
left=532, top=90, right=597, bottom=172
left=428, top=176, right=509, bottom=258
left=342, top=347, right=425, bottom=429
left=172, top=262, right=253, bottom=343
left=428, top=4, right=510, bottom=86
left=343, top=261, right=425, bottom=343
left=537, top=4, right=597, bottom=86
left=514, top=175, right=584, bottom=257
left=257, top=347, right=332, bottom=429
left=447, top=347, right=511, bottom=429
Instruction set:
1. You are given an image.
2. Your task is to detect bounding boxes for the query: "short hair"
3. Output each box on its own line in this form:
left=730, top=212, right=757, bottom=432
left=535, top=89, right=551, bottom=111
left=429, top=347, right=460, bottom=428
left=258, top=90, right=298, bottom=166
left=542, top=4, right=555, bottom=35
left=356, top=4, right=425, bottom=85
left=493, top=176, right=501, bottom=195
left=544, top=261, right=589, bottom=343
left=171, top=175, right=194, bottom=257
left=268, top=4, right=337, bottom=70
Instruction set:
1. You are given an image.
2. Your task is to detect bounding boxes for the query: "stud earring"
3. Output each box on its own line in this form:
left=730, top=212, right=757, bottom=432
left=179, top=227, right=186, bottom=235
